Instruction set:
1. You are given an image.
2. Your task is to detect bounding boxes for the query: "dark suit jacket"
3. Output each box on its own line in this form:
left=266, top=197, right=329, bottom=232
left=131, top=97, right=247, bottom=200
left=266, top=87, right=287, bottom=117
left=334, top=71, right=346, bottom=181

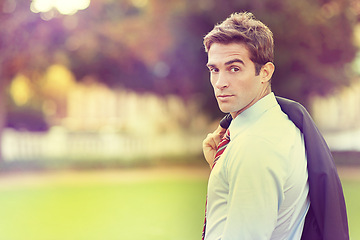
left=220, top=96, right=349, bottom=240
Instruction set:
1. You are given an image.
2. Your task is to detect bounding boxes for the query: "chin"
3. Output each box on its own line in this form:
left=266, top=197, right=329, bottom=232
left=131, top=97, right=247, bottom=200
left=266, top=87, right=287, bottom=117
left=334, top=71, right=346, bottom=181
left=218, top=104, right=242, bottom=115
left=218, top=105, right=231, bottom=114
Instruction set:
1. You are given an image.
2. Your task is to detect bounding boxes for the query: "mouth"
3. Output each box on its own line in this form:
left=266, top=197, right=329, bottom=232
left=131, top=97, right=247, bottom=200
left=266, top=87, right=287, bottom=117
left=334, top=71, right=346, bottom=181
left=217, top=94, right=234, bottom=100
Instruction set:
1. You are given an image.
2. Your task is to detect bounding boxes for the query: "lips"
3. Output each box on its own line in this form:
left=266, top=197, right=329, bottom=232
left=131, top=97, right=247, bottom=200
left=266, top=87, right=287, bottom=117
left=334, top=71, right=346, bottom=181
left=217, top=94, right=234, bottom=100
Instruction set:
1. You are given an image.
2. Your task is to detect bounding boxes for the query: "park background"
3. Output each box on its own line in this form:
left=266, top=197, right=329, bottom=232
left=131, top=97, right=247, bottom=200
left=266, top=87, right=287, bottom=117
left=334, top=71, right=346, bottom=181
left=1, top=0, right=360, bottom=239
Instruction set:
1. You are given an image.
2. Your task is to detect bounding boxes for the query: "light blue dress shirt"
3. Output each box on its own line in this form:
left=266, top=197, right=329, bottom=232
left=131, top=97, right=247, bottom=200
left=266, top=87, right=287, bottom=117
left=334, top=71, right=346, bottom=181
left=205, top=93, right=310, bottom=240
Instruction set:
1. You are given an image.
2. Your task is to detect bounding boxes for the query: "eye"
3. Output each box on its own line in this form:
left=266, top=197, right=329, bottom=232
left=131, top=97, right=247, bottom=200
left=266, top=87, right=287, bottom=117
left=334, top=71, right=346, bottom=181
left=230, top=66, right=240, bottom=73
left=209, top=67, right=219, bottom=73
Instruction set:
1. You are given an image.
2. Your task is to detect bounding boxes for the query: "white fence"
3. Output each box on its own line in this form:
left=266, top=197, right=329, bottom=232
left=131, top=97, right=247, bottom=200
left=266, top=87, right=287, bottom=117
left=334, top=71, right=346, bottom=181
left=1, top=128, right=204, bottom=163
left=322, top=129, right=360, bottom=152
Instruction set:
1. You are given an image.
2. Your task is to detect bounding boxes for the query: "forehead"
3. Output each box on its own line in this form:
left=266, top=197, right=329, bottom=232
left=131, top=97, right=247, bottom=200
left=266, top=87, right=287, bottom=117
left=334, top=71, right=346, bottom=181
left=207, top=42, right=251, bottom=65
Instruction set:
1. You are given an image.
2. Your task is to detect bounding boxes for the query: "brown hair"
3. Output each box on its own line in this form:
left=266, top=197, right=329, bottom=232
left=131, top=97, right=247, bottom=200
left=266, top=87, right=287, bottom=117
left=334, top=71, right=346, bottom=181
left=203, top=12, right=274, bottom=75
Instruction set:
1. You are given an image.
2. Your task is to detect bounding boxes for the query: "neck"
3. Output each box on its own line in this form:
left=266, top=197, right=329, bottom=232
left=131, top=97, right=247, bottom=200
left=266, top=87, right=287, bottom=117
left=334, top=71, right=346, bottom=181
left=231, top=85, right=272, bottom=119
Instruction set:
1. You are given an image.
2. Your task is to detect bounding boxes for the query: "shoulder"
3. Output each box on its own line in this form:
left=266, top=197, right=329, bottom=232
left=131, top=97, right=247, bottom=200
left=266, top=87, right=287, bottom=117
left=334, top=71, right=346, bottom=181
left=225, top=134, right=287, bottom=170
left=223, top=135, right=289, bottom=188
left=224, top=112, right=300, bottom=173
left=255, top=105, right=301, bottom=145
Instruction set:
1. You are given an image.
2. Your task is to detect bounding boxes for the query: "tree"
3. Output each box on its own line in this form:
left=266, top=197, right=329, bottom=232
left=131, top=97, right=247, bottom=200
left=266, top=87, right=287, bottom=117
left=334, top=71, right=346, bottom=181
left=0, top=0, right=77, bottom=161
left=0, top=0, right=359, bottom=162
left=0, top=0, right=41, bottom=162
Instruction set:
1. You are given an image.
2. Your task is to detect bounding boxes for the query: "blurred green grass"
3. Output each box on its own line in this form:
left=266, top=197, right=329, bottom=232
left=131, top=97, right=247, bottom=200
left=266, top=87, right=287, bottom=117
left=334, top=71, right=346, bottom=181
left=0, top=170, right=208, bottom=240
left=342, top=179, right=360, bottom=239
left=0, top=167, right=358, bottom=240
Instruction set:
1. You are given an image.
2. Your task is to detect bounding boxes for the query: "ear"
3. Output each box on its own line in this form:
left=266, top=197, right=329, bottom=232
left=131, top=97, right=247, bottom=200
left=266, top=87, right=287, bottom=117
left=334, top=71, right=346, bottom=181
left=260, top=62, right=275, bottom=83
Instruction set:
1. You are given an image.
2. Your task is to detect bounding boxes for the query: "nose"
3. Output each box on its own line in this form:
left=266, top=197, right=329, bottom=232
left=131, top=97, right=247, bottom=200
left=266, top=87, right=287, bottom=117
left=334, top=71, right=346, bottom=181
left=214, top=72, right=229, bottom=90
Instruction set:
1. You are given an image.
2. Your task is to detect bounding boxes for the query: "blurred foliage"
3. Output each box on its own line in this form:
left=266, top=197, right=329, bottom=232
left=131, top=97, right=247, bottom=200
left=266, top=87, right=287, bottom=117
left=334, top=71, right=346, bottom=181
left=1, top=0, right=360, bottom=120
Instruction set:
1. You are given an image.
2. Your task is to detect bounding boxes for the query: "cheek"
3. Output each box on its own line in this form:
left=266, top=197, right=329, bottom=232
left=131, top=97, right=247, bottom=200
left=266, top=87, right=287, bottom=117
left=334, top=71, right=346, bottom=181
left=210, top=75, right=217, bottom=88
left=244, top=74, right=261, bottom=87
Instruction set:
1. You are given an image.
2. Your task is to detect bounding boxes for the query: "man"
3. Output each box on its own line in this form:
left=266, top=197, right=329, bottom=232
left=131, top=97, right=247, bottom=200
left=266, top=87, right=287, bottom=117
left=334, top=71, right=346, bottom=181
left=201, top=12, right=348, bottom=240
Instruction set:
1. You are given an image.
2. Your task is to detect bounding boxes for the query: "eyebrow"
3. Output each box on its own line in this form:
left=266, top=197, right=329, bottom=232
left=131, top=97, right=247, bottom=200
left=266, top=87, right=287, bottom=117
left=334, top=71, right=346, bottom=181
left=225, top=58, right=245, bottom=66
left=206, top=58, right=245, bottom=68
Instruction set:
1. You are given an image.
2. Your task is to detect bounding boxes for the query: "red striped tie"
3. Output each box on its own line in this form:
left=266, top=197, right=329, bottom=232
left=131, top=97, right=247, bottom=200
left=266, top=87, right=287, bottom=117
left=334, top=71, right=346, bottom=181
left=212, top=129, right=231, bottom=168
left=202, top=129, right=230, bottom=239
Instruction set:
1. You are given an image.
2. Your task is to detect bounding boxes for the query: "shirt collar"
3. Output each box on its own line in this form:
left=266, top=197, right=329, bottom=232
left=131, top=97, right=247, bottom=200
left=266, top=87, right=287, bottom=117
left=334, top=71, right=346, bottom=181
left=228, top=92, right=279, bottom=139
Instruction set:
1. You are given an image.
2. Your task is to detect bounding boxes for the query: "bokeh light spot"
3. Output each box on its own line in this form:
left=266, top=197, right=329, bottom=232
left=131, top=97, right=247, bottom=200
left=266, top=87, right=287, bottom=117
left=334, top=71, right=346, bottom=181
left=30, top=0, right=90, bottom=15
left=10, top=75, right=33, bottom=106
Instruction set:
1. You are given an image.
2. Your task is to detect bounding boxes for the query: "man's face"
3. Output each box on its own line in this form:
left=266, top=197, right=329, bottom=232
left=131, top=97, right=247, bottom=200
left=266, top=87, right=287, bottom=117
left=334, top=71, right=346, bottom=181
left=207, top=42, right=267, bottom=118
